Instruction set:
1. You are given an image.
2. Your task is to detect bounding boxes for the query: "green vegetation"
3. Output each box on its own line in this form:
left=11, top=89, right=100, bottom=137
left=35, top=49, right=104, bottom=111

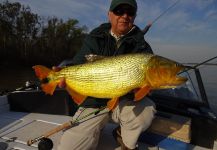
left=0, top=0, right=87, bottom=66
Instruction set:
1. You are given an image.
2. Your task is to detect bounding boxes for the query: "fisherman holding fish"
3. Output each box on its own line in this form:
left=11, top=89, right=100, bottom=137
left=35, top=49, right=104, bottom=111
left=56, top=1, right=155, bottom=149
left=56, top=0, right=155, bottom=149
left=33, top=0, right=188, bottom=149
left=34, top=0, right=168, bottom=149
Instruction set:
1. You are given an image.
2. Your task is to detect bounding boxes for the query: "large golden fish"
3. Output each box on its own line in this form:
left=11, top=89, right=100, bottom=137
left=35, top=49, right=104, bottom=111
left=33, top=53, right=187, bottom=110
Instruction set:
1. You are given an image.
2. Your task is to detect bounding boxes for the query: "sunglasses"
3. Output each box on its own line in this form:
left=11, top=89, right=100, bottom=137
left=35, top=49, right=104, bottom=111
left=113, top=8, right=136, bottom=17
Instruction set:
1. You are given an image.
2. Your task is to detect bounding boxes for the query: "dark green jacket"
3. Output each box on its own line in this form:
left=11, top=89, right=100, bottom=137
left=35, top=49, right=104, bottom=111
left=67, top=23, right=153, bottom=107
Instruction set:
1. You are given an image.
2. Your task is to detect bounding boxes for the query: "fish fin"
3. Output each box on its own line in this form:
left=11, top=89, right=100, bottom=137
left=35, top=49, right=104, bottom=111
left=85, top=54, right=105, bottom=62
left=33, top=65, right=53, bottom=80
left=107, top=97, right=119, bottom=111
left=66, top=86, right=86, bottom=105
left=134, top=86, right=151, bottom=101
left=41, top=82, right=58, bottom=95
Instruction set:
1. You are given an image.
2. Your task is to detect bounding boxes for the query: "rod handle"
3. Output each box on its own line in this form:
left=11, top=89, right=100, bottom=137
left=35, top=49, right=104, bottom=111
left=27, top=121, right=72, bottom=146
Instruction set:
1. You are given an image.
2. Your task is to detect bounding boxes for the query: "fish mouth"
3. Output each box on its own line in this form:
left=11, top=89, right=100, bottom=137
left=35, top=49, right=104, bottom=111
left=157, top=75, right=188, bottom=89
left=175, top=65, right=189, bottom=84
left=175, top=65, right=188, bottom=85
left=158, top=76, right=187, bottom=89
left=176, top=64, right=186, bottom=73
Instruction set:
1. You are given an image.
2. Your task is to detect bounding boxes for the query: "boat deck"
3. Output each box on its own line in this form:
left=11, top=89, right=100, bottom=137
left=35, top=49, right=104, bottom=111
left=0, top=111, right=157, bottom=150
left=0, top=93, right=153, bottom=150
left=0, top=95, right=215, bottom=150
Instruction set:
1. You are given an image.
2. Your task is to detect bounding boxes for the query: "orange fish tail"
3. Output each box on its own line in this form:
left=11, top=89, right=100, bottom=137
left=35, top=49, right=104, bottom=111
left=32, top=65, right=52, bottom=80
left=33, top=65, right=57, bottom=95
left=41, top=82, right=58, bottom=95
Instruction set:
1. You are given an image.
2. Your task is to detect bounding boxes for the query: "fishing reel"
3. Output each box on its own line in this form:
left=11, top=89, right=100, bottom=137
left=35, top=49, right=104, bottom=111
left=38, top=138, right=53, bottom=150
left=27, top=107, right=107, bottom=149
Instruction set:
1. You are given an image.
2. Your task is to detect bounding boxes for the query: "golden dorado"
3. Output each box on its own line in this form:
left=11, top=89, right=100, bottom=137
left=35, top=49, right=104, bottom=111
left=33, top=53, right=187, bottom=110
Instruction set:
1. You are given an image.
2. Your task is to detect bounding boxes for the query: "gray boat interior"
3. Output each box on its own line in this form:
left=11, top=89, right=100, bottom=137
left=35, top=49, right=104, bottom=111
left=1, top=86, right=217, bottom=150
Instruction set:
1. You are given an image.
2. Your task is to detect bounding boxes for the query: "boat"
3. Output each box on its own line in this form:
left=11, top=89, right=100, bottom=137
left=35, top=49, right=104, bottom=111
left=0, top=66, right=217, bottom=150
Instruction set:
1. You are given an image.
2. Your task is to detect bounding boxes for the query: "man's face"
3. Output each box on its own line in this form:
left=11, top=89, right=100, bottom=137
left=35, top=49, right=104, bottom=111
left=108, top=4, right=136, bottom=36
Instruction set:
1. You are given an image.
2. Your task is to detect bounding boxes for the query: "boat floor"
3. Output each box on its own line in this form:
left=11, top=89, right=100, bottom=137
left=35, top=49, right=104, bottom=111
left=0, top=111, right=159, bottom=150
left=0, top=95, right=214, bottom=150
left=0, top=110, right=213, bottom=150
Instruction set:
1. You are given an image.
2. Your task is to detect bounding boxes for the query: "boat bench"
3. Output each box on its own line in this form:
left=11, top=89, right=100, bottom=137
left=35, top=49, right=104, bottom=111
left=140, top=111, right=191, bottom=147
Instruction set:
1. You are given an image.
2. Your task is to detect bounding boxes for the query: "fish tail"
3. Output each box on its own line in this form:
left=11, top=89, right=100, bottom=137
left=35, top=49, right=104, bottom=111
left=32, top=65, right=57, bottom=95
left=41, top=82, right=58, bottom=95
left=32, top=65, right=53, bottom=80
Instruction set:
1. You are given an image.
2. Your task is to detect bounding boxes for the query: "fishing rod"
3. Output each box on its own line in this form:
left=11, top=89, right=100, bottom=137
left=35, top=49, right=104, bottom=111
left=153, top=0, right=181, bottom=24
left=173, top=55, right=217, bottom=102
left=142, top=0, right=181, bottom=34
left=184, top=63, right=217, bottom=66
left=187, top=56, right=217, bottom=69
left=27, top=106, right=107, bottom=149
left=180, top=55, right=217, bottom=74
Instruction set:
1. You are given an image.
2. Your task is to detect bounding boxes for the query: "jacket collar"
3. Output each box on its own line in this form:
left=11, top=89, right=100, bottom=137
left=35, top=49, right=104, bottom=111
left=90, top=23, right=144, bottom=43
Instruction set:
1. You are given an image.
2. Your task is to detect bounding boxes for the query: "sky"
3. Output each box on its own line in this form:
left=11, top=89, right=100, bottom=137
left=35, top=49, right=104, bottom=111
left=2, top=0, right=217, bottom=63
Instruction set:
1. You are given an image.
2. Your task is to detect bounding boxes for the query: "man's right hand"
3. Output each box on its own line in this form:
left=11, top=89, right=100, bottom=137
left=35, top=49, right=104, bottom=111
left=52, top=66, right=66, bottom=88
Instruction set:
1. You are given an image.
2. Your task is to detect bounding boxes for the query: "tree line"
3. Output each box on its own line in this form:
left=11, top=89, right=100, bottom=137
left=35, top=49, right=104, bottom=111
left=0, top=0, right=87, bottom=66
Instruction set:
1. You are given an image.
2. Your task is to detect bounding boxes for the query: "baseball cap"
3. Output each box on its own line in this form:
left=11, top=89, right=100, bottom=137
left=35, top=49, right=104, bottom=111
left=109, top=0, right=137, bottom=11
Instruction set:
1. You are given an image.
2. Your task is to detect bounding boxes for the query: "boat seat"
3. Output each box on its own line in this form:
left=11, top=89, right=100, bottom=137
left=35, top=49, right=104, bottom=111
left=140, top=111, right=191, bottom=147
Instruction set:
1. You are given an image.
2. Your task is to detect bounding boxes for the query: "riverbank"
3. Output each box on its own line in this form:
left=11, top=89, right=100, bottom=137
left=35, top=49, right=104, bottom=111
left=0, top=64, right=37, bottom=92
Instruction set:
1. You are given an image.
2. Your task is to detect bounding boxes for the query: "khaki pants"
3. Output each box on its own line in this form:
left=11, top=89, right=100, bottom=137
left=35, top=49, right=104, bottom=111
left=57, top=98, right=156, bottom=150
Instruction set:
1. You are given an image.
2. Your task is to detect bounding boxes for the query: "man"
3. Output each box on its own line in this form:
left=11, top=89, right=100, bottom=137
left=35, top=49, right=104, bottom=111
left=57, top=0, right=156, bottom=149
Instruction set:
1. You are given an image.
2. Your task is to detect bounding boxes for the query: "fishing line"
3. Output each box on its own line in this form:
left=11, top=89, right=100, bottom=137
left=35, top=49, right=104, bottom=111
left=72, top=107, right=87, bottom=123
left=191, top=62, right=217, bottom=71
left=185, top=71, right=200, bottom=99
left=181, top=55, right=217, bottom=74
left=191, top=56, right=217, bottom=69
left=142, top=0, right=181, bottom=34
left=177, top=56, right=217, bottom=101
left=183, top=61, right=217, bottom=75
left=152, top=0, right=181, bottom=25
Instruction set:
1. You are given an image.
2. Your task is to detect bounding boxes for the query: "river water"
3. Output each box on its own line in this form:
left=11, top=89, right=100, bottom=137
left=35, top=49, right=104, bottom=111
left=201, top=67, right=216, bottom=98
left=197, top=66, right=217, bottom=114
left=0, top=64, right=216, bottom=114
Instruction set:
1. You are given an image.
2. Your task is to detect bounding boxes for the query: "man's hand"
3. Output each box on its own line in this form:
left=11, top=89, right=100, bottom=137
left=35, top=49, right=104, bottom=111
left=52, top=66, right=66, bottom=88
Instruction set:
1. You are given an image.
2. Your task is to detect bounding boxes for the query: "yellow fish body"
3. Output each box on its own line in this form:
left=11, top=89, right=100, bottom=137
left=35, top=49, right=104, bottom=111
left=33, top=53, right=187, bottom=110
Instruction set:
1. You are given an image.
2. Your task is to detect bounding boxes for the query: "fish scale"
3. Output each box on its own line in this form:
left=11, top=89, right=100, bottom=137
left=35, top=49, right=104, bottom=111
left=53, top=53, right=152, bottom=98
